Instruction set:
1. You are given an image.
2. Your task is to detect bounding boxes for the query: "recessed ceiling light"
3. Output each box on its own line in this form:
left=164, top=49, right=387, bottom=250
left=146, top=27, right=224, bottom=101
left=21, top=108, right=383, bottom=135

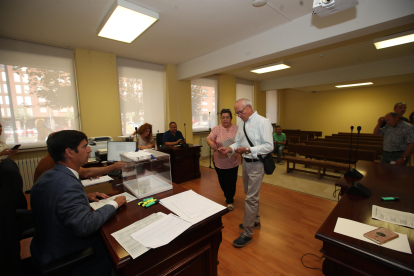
left=374, top=29, right=414, bottom=49
left=98, top=0, right=159, bottom=43
left=251, top=62, right=291, bottom=74
left=336, top=82, right=373, bottom=88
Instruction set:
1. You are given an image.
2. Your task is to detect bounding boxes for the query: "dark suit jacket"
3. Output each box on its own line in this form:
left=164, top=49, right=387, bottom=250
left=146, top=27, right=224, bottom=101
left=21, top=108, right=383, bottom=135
left=30, top=163, right=116, bottom=268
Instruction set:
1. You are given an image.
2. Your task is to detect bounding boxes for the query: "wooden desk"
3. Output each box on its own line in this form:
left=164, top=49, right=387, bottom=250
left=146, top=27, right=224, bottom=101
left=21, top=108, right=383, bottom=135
left=157, top=144, right=201, bottom=184
left=85, top=178, right=228, bottom=276
left=316, top=161, right=414, bottom=276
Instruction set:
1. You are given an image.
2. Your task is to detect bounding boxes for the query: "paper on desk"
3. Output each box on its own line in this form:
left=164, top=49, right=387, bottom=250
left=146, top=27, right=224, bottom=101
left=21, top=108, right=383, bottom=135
left=130, top=213, right=192, bottom=249
left=159, top=190, right=226, bottom=225
left=334, top=217, right=411, bottom=254
left=223, top=137, right=235, bottom=158
left=372, top=205, right=414, bottom=229
left=90, top=192, right=137, bottom=210
left=122, top=151, right=151, bottom=160
left=82, top=175, right=114, bottom=187
left=111, top=213, right=163, bottom=259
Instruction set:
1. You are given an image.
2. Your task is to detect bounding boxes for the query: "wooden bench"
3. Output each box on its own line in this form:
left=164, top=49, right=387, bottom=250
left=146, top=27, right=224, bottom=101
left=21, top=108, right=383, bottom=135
left=282, top=144, right=376, bottom=179
left=286, top=133, right=308, bottom=143
left=284, top=130, right=322, bottom=138
left=304, top=140, right=383, bottom=160
left=332, top=134, right=383, bottom=140
left=325, top=135, right=383, bottom=142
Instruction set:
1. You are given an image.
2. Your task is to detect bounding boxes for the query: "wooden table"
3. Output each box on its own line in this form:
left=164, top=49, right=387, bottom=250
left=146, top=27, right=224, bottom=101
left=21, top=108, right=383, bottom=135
left=316, top=161, right=414, bottom=276
left=85, top=178, right=228, bottom=276
left=157, top=144, right=201, bottom=184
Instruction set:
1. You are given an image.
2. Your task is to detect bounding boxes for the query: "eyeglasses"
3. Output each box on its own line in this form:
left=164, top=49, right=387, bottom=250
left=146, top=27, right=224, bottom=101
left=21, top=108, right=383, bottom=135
left=234, top=105, right=248, bottom=115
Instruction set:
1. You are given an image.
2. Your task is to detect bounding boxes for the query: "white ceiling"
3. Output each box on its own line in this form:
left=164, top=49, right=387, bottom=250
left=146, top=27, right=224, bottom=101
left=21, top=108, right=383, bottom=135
left=0, top=0, right=314, bottom=65
left=1, top=0, right=414, bottom=92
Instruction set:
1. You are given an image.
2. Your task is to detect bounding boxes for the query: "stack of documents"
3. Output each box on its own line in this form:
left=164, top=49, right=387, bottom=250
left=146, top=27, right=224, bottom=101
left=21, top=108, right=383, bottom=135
left=81, top=175, right=113, bottom=187
left=90, top=192, right=137, bottom=210
left=372, top=205, right=414, bottom=228
left=159, top=190, right=227, bottom=225
left=111, top=213, right=164, bottom=259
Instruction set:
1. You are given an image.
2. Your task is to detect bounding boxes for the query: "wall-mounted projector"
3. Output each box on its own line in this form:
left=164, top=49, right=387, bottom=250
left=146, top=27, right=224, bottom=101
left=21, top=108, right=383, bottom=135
left=313, top=0, right=359, bottom=17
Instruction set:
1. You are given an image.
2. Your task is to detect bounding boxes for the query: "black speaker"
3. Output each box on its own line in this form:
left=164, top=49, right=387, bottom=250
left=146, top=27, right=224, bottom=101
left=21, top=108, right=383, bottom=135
left=347, top=182, right=371, bottom=198
left=344, top=168, right=363, bottom=179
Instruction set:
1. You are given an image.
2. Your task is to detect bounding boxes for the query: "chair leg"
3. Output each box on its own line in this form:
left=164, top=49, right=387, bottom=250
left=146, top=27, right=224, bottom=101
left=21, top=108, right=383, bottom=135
left=318, top=166, right=321, bottom=179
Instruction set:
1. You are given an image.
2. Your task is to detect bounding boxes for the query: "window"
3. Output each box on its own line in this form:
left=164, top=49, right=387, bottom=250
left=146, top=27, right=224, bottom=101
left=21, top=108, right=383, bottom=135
left=191, top=77, right=218, bottom=132
left=0, top=37, right=79, bottom=148
left=116, top=58, right=165, bottom=135
left=14, top=73, right=20, bottom=82
left=16, top=96, right=23, bottom=105
left=266, top=90, right=278, bottom=124
left=236, top=79, right=254, bottom=125
left=0, top=96, right=2, bottom=104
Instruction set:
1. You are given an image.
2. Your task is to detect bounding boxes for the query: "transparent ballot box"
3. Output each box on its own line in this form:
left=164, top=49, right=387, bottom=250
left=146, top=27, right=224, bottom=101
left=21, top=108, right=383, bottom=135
left=120, top=149, right=172, bottom=199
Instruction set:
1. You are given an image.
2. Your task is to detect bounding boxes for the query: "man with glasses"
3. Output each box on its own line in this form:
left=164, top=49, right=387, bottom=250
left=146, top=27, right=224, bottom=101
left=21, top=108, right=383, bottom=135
left=218, top=98, right=273, bottom=248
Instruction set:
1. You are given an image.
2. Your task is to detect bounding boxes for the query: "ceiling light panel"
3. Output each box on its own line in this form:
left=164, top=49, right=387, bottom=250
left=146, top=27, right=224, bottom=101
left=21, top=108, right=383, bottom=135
left=374, top=30, right=414, bottom=49
left=98, top=0, right=159, bottom=43
left=251, top=62, right=290, bottom=74
left=336, top=82, right=373, bottom=88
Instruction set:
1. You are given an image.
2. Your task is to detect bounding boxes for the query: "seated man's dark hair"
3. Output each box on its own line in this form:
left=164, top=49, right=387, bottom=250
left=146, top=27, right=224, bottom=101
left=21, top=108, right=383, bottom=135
left=169, top=122, right=176, bottom=127
left=47, top=130, right=88, bottom=163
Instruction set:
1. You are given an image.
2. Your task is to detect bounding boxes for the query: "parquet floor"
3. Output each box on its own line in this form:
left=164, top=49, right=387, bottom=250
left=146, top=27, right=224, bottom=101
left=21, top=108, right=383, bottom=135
left=21, top=166, right=337, bottom=275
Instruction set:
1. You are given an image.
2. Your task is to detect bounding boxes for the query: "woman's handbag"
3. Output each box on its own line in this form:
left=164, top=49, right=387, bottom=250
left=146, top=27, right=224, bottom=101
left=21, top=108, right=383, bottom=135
left=243, top=123, right=275, bottom=175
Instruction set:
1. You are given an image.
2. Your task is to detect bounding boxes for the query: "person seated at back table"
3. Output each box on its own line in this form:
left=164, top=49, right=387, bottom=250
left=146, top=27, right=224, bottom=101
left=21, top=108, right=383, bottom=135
left=163, top=122, right=186, bottom=146
left=30, top=130, right=126, bottom=276
left=273, top=126, right=286, bottom=165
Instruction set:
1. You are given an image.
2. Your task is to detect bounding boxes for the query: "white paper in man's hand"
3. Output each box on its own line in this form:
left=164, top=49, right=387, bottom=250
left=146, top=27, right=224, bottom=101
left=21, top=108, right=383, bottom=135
left=223, top=137, right=235, bottom=158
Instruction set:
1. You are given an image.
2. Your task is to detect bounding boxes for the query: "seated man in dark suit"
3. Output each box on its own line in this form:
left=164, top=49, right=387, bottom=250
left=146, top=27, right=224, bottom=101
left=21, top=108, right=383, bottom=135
left=30, top=130, right=126, bottom=276
left=162, top=121, right=186, bottom=146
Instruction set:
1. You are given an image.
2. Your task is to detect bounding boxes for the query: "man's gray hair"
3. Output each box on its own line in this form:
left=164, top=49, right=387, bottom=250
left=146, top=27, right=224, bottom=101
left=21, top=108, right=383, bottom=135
left=236, top=98, right=252, bottom=108
left=390, top=112, right=401, bottom=118
left=394, top=102, right=406, bottom=109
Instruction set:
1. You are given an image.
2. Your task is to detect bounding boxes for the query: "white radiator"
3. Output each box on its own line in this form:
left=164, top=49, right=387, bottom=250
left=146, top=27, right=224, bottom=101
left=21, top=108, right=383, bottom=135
left=15, top=154, right=45, bottom=191
left=200, top=138, right=211, bottom=157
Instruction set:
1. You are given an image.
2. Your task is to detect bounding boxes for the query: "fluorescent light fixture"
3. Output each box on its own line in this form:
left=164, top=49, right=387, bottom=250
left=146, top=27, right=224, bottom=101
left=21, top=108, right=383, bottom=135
left=98, top=0, right=159, bottom=43
left=336, top=82, right=373, bottom=88
left=374, top=29, right=414, bottom=49
left=251, top=61, right=291, bottom=74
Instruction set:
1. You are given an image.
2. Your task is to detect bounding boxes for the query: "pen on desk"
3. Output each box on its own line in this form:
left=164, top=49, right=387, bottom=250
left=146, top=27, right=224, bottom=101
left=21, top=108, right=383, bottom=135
left=144, top=200, right=159, bottom=208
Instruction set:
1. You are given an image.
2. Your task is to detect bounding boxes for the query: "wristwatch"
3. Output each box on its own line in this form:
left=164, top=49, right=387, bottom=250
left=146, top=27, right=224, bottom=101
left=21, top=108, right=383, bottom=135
left=247, top=148, right=250, bottom=153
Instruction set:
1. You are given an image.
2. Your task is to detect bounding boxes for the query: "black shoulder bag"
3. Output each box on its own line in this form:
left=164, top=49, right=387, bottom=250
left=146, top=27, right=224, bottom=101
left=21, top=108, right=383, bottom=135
left=243, top=123, right=275, bottom=175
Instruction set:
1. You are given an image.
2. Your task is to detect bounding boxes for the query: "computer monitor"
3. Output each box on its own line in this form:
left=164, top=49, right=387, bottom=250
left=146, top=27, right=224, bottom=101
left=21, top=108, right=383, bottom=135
left=107, top=141, right=136, bottom=162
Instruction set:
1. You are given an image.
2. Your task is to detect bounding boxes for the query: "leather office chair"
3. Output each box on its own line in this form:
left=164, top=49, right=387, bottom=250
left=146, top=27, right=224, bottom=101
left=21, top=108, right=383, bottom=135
left=0, top=159, right=96, bottom=276
left=156, top=132, right=164, bottom=147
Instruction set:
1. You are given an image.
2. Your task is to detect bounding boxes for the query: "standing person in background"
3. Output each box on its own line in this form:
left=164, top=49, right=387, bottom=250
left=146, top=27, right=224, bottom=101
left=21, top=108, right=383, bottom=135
left=273, top=126, right=286, bottom=165
left=206, top=109, right=241, bottom=211
left=218, top=98, right=273, bottom=248
left=374, top=112, right=414, bottom=165
left=0, top=122, right=18, bottom=161
left=380, top=102, right=409, bottom=128
left=133, top=123, right=155, bottom=150
left=409, top=111, right=414, bottom=125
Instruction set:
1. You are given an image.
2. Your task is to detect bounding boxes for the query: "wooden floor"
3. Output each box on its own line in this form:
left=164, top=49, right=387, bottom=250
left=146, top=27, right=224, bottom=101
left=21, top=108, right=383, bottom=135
left=22, top=166, right=337, bottom=275
left=182, top=166, right=336, bottom=276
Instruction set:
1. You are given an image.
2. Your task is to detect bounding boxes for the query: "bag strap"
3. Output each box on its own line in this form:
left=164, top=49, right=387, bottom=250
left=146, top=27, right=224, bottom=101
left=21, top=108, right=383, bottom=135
left=243, top=123, right=265, bottom=162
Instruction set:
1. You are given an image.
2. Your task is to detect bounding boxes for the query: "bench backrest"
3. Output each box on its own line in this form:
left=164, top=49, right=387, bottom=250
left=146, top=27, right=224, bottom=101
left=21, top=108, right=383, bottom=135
left=313, top=138, right=383, bottom=145
left=332, top=134, right=383, bottom=139
left=288, top=144, right=376, bottom=162
left=283, top=130, right=322, bottom=137
left=286, top=133, right=308, bottom=142
left=304, top=140, right=383, bottom=159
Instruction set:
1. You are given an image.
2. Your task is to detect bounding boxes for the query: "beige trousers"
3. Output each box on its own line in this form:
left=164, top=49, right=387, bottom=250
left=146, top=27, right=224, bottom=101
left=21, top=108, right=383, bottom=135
left=242, top=159, right=265, bottom=238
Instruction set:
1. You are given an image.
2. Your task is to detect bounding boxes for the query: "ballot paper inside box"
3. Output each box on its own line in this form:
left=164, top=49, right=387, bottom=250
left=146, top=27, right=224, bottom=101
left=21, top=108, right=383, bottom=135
left=121, top=149, right=172, bottom=199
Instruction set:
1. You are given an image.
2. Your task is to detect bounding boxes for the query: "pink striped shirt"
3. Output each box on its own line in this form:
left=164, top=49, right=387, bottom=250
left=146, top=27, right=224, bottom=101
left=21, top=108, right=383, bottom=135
left=207, top=124, right=241, bottom=169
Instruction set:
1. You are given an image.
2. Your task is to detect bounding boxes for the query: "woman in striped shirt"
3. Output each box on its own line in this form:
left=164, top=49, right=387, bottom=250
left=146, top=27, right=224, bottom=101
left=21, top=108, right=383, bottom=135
left=207, top=109, right=241, bottom=211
